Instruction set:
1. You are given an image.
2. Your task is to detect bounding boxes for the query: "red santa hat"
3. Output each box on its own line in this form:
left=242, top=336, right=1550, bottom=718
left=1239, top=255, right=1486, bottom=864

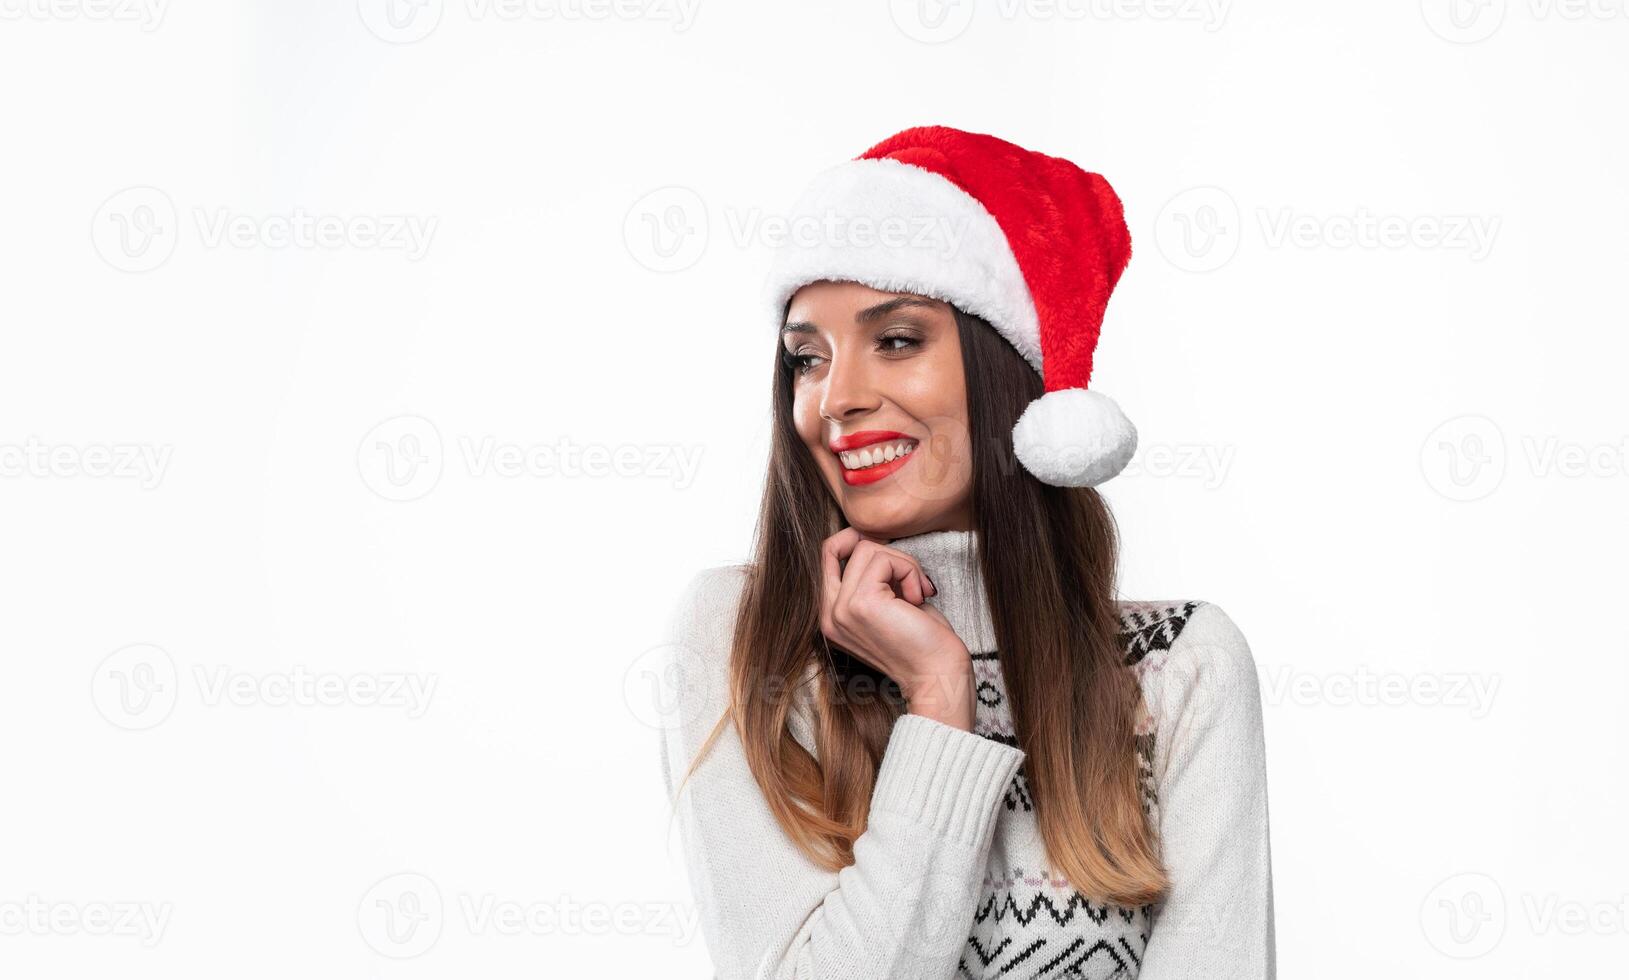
left=763, top=125, right=1137, bottom=488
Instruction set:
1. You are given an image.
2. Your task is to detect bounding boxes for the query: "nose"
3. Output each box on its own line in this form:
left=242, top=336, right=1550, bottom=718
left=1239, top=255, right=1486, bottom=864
left=818, top=343, right=882, bottom=424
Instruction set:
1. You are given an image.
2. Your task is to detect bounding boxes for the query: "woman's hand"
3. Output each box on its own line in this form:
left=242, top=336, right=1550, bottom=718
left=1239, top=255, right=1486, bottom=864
left=819, top=528, right=975, bottom=732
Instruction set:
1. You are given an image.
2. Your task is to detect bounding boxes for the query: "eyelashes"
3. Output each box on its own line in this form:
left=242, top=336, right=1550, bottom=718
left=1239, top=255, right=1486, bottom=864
left=781, top=349, right=818, bottom=374
left=782, top=332, right=923, bottom=376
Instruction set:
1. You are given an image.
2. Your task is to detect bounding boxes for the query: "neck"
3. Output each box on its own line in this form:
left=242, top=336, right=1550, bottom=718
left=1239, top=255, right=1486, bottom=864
left=884, top=527, right=999, bottom=653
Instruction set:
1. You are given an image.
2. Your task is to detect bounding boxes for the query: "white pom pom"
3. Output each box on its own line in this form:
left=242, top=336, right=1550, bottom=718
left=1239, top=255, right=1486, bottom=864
left=1011, top=388, right=1137, bottom=487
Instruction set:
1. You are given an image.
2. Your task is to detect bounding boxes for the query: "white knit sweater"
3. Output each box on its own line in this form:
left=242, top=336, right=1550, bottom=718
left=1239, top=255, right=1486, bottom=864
left=658, top=528, right=1275, bottom=979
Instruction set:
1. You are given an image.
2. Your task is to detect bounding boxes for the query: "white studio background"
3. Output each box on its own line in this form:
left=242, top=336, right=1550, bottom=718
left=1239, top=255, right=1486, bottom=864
left=1, top=2, right=1624, bottom=977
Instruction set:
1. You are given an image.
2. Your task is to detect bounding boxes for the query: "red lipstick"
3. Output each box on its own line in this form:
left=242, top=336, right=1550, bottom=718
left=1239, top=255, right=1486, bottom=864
left=829, top=430, right=912, bottom=453
left=829, top=430, right=920, bottom=487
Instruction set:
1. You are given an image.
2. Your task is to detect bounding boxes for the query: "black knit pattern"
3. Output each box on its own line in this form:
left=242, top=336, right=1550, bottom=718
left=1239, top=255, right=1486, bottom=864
left=955, top=599, right=1206, bottom=979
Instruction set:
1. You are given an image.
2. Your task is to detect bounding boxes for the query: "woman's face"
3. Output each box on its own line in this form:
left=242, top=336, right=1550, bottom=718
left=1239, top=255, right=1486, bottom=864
left=782, top=280, right=975, bottom=537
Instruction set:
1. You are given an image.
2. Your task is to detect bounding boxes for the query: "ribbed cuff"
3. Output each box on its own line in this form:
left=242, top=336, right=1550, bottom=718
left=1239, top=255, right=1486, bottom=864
left=870, top=713, right=1027, bottom=847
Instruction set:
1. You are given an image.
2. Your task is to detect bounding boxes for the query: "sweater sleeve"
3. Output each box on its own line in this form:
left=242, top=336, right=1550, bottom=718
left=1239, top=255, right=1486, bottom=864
left=1136, top=602, right=1277, bottom=979
left=657, top=565, right=1026, bottom=980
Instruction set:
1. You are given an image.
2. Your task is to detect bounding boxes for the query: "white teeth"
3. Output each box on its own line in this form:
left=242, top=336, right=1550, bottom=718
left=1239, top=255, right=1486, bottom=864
left=839, top=440, right=916, bottom=471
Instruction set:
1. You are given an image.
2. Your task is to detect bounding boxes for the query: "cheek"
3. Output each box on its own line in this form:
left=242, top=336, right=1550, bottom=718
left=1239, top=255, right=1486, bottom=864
left=790, top=387, right=825, bottom=451
left=897, top=357, right=970, bottom=432
left=901, top=360, right=974, bottom=482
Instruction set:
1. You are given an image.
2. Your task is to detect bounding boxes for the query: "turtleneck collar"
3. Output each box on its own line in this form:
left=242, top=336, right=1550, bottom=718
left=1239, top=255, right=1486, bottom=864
left=883, top=527, right=999, bottom=654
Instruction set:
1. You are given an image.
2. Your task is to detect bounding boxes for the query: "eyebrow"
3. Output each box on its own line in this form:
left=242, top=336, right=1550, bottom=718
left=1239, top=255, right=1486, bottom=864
left=781, top=296, right=941, bottom=337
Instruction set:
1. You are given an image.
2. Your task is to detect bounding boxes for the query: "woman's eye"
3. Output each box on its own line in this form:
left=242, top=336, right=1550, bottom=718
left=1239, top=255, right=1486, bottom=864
left=781, top=334, right=918, bottom=375
left=781, top=349, right=823, bottom=374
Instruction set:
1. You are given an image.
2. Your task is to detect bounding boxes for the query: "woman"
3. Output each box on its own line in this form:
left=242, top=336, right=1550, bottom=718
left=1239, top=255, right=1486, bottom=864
left=658, top=126, right=1274, bottom=979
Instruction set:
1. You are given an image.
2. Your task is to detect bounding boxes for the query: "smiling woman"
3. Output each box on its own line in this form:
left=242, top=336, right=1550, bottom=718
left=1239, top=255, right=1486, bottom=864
left=658, top=126, right=1274, bottom=980
left=781, top=289, right=975, bottom=515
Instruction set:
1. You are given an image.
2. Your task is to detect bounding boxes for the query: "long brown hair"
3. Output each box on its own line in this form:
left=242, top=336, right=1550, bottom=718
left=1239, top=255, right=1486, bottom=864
left=672, top=300, right=1168, bottom=906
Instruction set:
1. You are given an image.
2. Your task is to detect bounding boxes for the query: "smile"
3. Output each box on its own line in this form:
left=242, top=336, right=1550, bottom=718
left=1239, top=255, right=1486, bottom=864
left=838, top=440, right=916, bottom=471
left=828, top=430, right=920, bottom=487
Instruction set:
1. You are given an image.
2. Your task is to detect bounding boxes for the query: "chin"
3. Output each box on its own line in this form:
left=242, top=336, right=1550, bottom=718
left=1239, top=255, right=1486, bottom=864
left=830, top=494, right=918, bottom=535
